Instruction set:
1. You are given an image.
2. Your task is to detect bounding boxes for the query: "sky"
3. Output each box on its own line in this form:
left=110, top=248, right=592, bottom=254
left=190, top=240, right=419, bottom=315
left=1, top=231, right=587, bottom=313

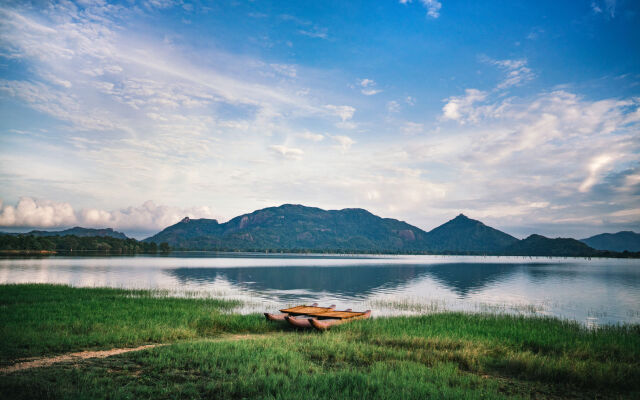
left=0, top=0, right=639, bottom=239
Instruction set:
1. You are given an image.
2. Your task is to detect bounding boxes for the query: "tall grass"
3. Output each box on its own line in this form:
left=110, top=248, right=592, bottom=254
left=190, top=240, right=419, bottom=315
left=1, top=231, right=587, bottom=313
left=0, top=284, right=278, bottom=363
left=1, top=284, right=639, bottom=399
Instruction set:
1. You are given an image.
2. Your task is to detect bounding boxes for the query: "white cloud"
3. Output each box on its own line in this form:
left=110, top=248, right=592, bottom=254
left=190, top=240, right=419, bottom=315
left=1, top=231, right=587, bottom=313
left=401, top=0, right=442, bottom=18
left=0, top=3, right=325, bottom=137
left=298, top=132, right=325, bottom=142
left=42, top=73, right=72, bottom=88
left=421, top=0, right=442, bottom=18
left=360, top=78, right=375, bottom=87
left=269, top=144, right=304, bottom=160
left=361, top=88, right=382, bottom=96
left=331, top=135, right=355, bottom=151
left=482, top=57, right=534, bottom=90
left=579, top=154, right=616, bottom=192
left=441, top=89, right=487, bottom=122
left=270, top=63, right=297, bottom=78
left=145, top=0, right=178, bottom=10
left=325, top=104, right=356, bottom=121
left=0, top=198, right=217, bottom=231
left=358, top=78, right=382, bottom=95
left=298, top=27, right=328, bottom=39
left=387, top=100, right=400, bottom=113
left=79, top=200, right=218, bottom=231
left=0, top=197, right=77, bottom=228
left=402, top=122, right=424, bottom=135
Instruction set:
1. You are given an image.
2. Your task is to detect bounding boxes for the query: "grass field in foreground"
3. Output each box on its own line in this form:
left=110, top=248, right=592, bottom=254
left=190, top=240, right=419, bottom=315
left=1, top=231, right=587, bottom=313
left=1, top=284, right=639, bottom=399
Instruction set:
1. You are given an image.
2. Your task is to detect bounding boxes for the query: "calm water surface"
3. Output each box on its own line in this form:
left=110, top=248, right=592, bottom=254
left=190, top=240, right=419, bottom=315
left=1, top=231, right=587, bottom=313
left=1, top=253, right=639, bottom=326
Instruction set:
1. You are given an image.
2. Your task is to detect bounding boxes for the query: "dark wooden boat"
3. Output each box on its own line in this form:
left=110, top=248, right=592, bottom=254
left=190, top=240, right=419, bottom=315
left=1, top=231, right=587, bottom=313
left=285, top=309, right=351, bottom=329
left=310, top=310, right=371, bottom=331
left=264, top=303, right=335, bottom=321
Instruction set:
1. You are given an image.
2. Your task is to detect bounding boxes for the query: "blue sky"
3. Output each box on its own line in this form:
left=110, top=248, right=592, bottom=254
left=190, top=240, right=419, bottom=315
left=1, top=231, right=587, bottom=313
left=0, top=0, right=639, bottom=238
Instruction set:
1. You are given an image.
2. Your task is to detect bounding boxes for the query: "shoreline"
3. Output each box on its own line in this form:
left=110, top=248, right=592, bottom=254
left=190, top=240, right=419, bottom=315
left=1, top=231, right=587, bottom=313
left=2, top=249, right=640, bottom=259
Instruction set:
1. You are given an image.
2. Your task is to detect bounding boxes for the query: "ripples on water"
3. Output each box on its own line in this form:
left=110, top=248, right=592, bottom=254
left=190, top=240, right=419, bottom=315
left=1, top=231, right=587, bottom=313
left=1, top=253, right=639, bottom=326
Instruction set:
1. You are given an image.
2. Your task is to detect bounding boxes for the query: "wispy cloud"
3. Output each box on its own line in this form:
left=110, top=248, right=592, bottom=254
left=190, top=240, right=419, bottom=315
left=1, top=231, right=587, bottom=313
left=358, top=78, right=382, bottom=95
left=591, top=0, right=616, bottom=18
left=298, top=27, right=328, bottom=39
left=387, top=100, right=401, bottom=113
left=526, top=27, right=544, bottom=40
left=481, top=56, right=534, bottom=90
left=331, top=135, right=355, bottom=151
left=269, top=144, right=305, bottom=160
left=325, top=104, right=356, bottom=121
left=298, top=132, right=325, bottom=142
left=399, top=0, right=442, bottom=18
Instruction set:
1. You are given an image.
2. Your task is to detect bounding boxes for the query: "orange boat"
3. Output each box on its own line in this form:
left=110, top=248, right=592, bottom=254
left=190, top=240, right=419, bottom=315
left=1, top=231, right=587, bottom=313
left=310, top=310, right=371, bottom=331
left=264, top=303, right=336, bottom=321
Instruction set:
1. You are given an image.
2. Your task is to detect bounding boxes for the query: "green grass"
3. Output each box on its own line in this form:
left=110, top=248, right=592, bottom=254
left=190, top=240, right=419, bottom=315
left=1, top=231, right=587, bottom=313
left=1, top=284, right=639, bottom=399
left=0, top=284, right=277, bottom=363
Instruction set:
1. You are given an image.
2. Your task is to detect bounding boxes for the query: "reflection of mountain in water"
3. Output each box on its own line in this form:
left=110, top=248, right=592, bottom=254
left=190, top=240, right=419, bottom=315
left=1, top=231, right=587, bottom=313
left=525, top=264, right=640, bottom=289
left=169, top=265, right=432, bottom=298
left=425, top=263, right=520, bottom=296
left=169, top=263, right=525, bottom=299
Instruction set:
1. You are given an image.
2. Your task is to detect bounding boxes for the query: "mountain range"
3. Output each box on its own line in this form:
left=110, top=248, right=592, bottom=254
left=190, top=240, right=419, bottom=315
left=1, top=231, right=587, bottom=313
left=143, top=204, right=638, bottom=256
left=5, top=204, right=638, bottom=257
left=580, top=231, right=640, bottom=253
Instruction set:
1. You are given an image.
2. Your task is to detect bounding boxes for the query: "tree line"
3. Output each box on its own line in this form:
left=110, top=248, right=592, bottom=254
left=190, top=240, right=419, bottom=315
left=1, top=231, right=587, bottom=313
left=0, top=234, right=170, bottom=254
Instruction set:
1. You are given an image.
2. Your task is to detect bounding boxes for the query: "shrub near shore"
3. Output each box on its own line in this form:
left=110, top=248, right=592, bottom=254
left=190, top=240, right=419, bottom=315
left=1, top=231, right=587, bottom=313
left=1, top=284, right=639, bottom=399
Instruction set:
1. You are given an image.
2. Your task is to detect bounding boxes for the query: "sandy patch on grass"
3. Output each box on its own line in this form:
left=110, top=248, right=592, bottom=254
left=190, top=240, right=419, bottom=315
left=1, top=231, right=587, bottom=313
left=0, top=344, right=163, bottom=374
left=1, top=333, right=277, bottom=374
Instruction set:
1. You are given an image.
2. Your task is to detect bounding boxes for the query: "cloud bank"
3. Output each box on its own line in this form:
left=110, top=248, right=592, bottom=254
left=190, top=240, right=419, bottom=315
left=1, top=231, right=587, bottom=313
left=0, top=198, right=218, bottom=234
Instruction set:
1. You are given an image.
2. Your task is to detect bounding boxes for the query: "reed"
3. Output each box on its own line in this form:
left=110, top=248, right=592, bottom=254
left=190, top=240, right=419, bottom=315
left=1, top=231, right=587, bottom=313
left=1, top=284, right=639, bottom=399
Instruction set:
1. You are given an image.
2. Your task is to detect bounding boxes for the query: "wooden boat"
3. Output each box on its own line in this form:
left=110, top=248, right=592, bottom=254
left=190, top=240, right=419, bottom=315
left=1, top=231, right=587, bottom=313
left=264, top=303, right=336, bottom=321
left=280, top=304, right=335, bottom=316
left=265, top=304, right=371, bottom=331
left=310, top=310, right=371, bottom=331
left=285, top=309, right=351, bottom=329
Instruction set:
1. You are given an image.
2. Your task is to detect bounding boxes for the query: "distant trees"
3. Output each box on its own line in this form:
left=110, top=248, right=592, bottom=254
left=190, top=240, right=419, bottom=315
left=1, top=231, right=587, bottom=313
left=0, top=234, right=170, bottom=254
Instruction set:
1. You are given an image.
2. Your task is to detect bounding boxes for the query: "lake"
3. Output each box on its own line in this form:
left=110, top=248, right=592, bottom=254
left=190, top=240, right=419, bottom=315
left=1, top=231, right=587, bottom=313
left=1, top=253, right=639, bottom=326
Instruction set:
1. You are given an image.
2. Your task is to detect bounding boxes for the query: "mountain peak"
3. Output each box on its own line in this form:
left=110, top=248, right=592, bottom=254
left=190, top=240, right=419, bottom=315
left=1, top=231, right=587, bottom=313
left=180, top=217, right=191, bottom=223
left=426, top=212, right=518, bottom=252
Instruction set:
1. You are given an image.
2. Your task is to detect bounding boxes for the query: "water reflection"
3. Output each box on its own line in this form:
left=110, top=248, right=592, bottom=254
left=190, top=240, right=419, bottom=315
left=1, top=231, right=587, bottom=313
left=169, top=265, right=433, bottom=299
left=425, top=263, right=520, bottom=296
left=169, top=263, right=524, bottom=299
left=0, top=254, right=638, bottom=324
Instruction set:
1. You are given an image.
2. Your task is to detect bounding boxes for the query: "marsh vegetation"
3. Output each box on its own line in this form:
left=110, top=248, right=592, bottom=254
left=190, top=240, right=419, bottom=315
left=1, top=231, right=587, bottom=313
left=1, top=284, right=639, bottom=399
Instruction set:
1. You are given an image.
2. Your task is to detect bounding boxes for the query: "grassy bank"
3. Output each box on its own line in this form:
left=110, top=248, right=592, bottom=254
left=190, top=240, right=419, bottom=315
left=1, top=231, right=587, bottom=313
left=1, top=285, right=639, bottom=399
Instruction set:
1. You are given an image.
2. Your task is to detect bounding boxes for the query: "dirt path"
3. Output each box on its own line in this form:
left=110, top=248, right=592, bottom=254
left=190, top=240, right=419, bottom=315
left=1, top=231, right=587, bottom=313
left=1, top=334, right=273, bottom=374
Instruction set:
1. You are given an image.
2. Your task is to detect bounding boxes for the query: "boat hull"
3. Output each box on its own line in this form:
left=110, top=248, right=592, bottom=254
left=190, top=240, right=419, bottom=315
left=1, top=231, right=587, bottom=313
left=310, top=310, right=371, bottom=331
left=285, top=315, right=314, bottom=328
left=264, top=303, right=322, bottom=321
left=264, top=313, right=288, bottom=321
